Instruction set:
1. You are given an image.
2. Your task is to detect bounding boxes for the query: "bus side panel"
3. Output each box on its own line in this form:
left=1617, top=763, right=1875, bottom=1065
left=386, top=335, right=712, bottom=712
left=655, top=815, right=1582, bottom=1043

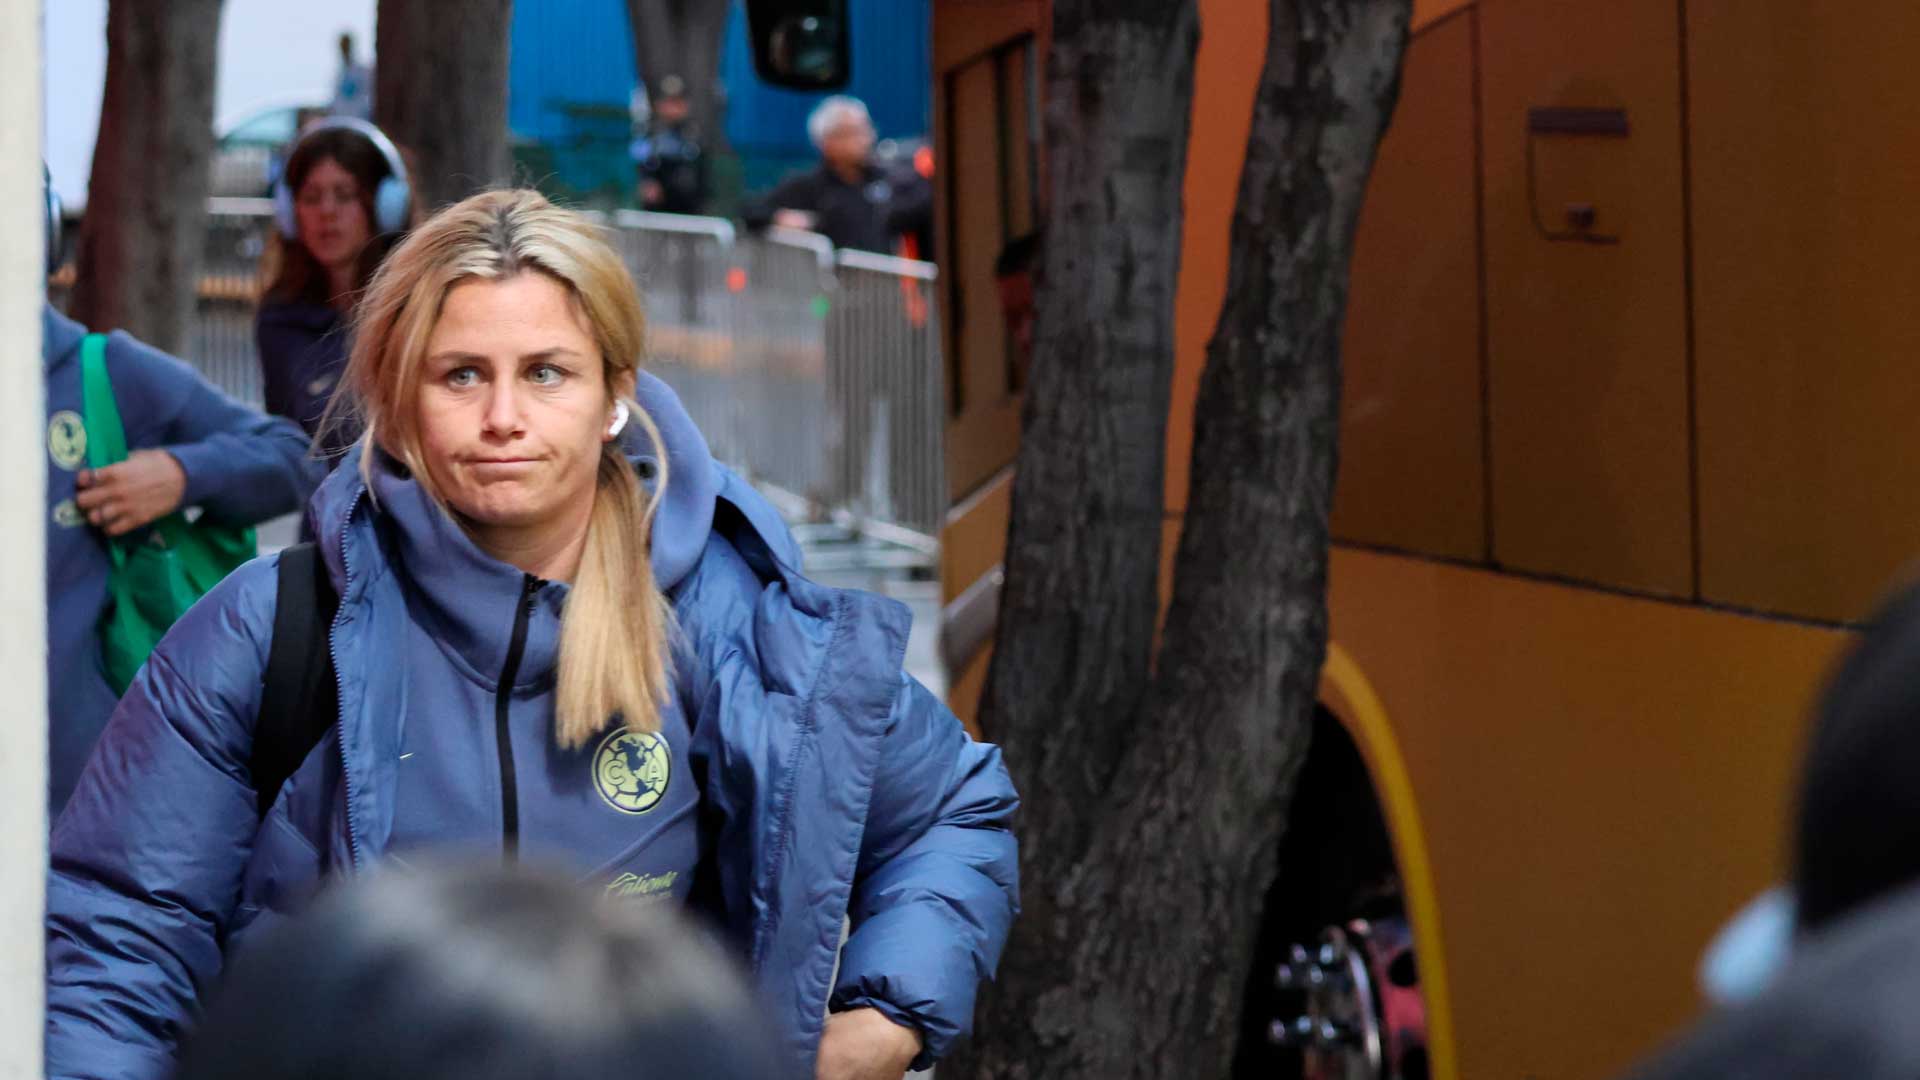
left=1328, top=545, right=1846, bottom=1080
left=1690, top=1, right=1920, bottom=624
left=1481, top=0, right=1693, bottom=597
left=1332, top=10, right=1484, bottom=562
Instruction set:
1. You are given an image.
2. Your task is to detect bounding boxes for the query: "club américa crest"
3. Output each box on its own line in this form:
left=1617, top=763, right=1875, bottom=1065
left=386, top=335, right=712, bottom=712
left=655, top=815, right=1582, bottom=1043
left=593, top=727, right=671, bottom=815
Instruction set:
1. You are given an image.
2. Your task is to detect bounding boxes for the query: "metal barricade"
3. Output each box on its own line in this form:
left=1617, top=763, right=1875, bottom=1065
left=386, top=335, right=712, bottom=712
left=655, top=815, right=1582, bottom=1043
left=826, top=249, right=944, bottom=548
left=606, top=213, right=946, bottom=550
left=105, top=201, right=955, bottom=558
left=191, top=197, right=275, bottom=407
left=603, top=210, right=743, bottom=465
left=727, top=228, right=837, bottom=507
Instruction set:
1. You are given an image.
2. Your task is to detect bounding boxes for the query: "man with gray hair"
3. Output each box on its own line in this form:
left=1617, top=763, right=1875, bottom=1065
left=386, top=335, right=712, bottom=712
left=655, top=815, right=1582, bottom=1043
left=744, top=94, right=898, bottom=253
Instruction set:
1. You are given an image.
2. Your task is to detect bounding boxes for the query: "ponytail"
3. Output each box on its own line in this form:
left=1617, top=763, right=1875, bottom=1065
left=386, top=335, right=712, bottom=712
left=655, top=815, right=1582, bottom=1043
left=555, top=400, right=674, bottom=747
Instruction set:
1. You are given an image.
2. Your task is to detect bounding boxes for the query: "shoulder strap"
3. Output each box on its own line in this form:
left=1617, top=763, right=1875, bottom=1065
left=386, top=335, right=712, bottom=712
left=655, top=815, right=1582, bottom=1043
left=78, top=333, right=127, bottom=470
left=254, top=542, right=341, bottom=817
left=79, top=333, right=131, bottom=569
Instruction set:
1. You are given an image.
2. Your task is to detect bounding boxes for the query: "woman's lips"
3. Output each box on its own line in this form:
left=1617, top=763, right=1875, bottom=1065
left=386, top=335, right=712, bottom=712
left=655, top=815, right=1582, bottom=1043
left=465, top=457, right=541, bottom=474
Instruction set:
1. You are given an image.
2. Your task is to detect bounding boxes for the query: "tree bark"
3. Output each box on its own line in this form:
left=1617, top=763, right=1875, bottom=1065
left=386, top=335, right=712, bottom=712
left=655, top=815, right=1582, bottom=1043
left=955, top=0, right=1202, bottom=1071
left=624, top=0, right=732, bottom=150
left=68, top=0, right=224, bottom=352
left=374, top=0, right=514, bottom=213
left=957, top=2, right=1411, bottom=1077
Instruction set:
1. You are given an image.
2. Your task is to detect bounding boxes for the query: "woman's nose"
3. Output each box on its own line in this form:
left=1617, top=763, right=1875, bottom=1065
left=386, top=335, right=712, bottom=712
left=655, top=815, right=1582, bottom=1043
left=481, top=382, right=525, bottom=435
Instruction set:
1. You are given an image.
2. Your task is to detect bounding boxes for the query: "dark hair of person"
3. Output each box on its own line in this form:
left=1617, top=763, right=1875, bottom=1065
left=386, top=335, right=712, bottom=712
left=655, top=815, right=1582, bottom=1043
left=171, top=862, right=781, bottom=1080
left=264, top=126, right=406, bottom=307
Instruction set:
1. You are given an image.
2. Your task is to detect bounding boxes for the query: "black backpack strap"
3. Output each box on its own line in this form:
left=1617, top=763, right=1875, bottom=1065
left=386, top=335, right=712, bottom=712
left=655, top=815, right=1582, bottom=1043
left=253, top=542, right=341, bottom=817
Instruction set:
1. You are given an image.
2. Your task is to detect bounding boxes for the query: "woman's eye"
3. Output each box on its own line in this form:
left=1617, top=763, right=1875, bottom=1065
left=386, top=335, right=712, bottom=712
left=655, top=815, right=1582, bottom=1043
left=529, top=364, right=565, bottom=386
left=446, top=368, right=479, bottom=389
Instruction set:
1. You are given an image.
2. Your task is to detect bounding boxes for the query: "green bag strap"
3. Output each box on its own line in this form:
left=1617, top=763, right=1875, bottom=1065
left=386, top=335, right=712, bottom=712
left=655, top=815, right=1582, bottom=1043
left=79, top=333, right=128, bottom=469
left=78, top=332, right=130, bottom=569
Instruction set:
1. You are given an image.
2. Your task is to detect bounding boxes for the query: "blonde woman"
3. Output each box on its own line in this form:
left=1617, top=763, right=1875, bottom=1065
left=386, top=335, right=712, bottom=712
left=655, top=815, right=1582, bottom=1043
left=47, top=190, right=1019, bottom=1080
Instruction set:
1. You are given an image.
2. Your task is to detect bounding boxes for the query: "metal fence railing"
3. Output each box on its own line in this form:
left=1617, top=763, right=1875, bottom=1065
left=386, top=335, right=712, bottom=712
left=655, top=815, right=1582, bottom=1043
left=827, top=249, right=943, bottom=548
left=604, top=210, right=745, bottom=468
left=191, top=198, right=275, bottom=408
left=726, top=229, right=836, bottom=512
left=56, top=203, right=947, bottom=552
left=608, top=217, right=945, bottom=549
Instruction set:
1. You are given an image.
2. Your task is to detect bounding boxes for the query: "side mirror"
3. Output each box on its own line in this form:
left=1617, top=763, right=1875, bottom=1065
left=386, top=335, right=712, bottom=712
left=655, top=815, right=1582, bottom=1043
left=743, top=0, right=850, bottom=90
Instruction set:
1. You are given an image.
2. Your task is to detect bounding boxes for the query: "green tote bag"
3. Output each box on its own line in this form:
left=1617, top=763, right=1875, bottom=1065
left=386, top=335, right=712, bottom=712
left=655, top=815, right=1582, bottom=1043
left=80, top=333, right=257, bottom=694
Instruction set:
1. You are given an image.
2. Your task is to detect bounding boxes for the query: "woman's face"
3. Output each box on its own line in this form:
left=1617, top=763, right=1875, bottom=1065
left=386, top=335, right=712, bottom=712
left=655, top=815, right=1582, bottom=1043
left=416, top=273, right=624, bottom=540
left=294, top=157, right=373, bottom=274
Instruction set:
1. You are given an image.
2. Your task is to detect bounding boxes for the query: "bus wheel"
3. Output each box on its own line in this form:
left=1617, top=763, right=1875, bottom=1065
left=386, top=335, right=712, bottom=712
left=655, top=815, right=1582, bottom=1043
left=1234, top=706, right=1428, bottom=1080
left=1269, top=915, right=1428, bottom=1080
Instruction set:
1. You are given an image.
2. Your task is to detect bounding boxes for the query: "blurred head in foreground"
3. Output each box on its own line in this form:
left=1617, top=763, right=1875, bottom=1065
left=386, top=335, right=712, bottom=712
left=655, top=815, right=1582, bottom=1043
left=1700, top=576, right=1920, bottom=1005
left=172, top=862, right=780, bottom=1080
left=1794, top=576, right=1920, bottom=934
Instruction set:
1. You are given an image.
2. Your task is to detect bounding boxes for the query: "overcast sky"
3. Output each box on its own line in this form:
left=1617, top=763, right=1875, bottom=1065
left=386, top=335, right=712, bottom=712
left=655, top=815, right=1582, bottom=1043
left=45, top=0, right=377, bottom=207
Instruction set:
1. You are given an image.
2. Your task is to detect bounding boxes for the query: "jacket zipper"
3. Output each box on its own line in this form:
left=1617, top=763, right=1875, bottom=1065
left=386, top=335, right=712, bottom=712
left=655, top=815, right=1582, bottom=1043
left=496, top=574, right=540, bottom=858
left=333, top=501, right=363, bottom=867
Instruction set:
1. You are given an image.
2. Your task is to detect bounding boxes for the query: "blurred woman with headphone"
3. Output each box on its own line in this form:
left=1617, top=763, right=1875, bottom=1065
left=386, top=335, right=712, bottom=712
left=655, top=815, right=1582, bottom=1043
left=256, top=117, right=415, bottom=461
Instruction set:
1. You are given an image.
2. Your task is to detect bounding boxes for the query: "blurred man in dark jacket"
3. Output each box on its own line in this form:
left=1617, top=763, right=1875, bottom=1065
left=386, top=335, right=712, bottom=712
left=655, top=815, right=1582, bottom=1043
left=743, top=96, right=897, bottom=254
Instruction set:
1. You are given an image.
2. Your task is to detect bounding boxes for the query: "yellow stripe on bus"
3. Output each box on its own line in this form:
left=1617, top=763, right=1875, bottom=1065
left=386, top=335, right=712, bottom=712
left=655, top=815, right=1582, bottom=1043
left=1320, top=642, right=1458, bottom=1080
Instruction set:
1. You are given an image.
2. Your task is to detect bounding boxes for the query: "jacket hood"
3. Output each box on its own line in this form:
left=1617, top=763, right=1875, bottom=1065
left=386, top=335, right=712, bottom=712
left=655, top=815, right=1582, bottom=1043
left=369, top=458, right=568, bottom=688
left=42, top=303, right=85, bottom=372
left=308, top=371, right=720, bottom=597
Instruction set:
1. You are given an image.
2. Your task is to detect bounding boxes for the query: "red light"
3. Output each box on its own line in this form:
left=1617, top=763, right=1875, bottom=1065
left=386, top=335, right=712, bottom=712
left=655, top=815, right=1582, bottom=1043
left=727, top=267, right=748, bottom=292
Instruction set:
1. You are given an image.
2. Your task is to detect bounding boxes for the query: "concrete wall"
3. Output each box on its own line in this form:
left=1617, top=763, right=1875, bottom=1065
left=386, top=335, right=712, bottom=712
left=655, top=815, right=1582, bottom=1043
left=3, top=3, right=49, bottom=1076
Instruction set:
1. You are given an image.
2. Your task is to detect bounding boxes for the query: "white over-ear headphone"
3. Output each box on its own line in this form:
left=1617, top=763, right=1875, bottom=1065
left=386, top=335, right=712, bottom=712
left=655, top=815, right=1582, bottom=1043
left=608, top=401, right=631, bottom=438
left=272, top=116, right=413, bottom=239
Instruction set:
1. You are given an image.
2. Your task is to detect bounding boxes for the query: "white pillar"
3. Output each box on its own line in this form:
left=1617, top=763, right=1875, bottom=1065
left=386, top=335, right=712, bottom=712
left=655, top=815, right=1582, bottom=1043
left=0, top=1, right=49, bottom=1076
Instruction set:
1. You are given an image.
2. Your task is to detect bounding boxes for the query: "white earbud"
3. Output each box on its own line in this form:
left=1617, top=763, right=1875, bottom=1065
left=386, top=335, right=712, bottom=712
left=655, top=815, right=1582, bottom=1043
left=608, top=400, right=631, bottom=438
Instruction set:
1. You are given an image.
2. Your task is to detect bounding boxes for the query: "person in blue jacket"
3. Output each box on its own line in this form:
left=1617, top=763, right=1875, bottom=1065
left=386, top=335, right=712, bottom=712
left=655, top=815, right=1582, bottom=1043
left=47, top=189, right=1019, bottom=1080
left=42, top=300, right=320, bottom=817
left=256, top=117, right=414, bottom=460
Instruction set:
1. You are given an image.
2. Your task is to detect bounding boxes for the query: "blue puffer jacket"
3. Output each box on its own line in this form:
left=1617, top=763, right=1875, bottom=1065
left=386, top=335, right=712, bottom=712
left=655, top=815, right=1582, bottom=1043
left=42, top=304, right=320, bottom=816
left=46, top=375, right=1020, bottom=1079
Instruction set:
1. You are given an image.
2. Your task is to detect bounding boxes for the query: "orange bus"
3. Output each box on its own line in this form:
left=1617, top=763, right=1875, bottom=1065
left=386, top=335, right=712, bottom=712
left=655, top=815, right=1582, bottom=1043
left=898, top=0, right=1920, bottom=1077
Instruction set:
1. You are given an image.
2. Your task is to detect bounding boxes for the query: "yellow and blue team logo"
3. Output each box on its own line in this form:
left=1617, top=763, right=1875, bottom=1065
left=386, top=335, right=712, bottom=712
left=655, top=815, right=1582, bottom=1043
left=594, top=727, right=671, bottom=815
left=48, top=411, right=86, bottom=471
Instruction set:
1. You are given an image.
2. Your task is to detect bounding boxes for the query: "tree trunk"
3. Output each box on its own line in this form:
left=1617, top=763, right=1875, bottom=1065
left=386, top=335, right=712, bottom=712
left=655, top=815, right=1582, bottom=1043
left=953, top=0, right=1203, bottom=1070
left=624, top=0, right=733, bottom=150
left=957, top=2, right=1411, bottom=1077
left=68, top=0, right=224, bottom=352
left=374, top=0, right=514, bottom=213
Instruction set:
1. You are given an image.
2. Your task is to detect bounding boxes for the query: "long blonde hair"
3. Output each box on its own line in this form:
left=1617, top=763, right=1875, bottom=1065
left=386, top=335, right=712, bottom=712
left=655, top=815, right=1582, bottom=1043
left=343, top=189, right=673, bottom=748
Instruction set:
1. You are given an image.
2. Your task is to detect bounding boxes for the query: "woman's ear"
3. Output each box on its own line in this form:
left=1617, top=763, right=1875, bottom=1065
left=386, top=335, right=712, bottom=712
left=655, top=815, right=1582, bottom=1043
left=611, top=368, right=638, bottom=402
